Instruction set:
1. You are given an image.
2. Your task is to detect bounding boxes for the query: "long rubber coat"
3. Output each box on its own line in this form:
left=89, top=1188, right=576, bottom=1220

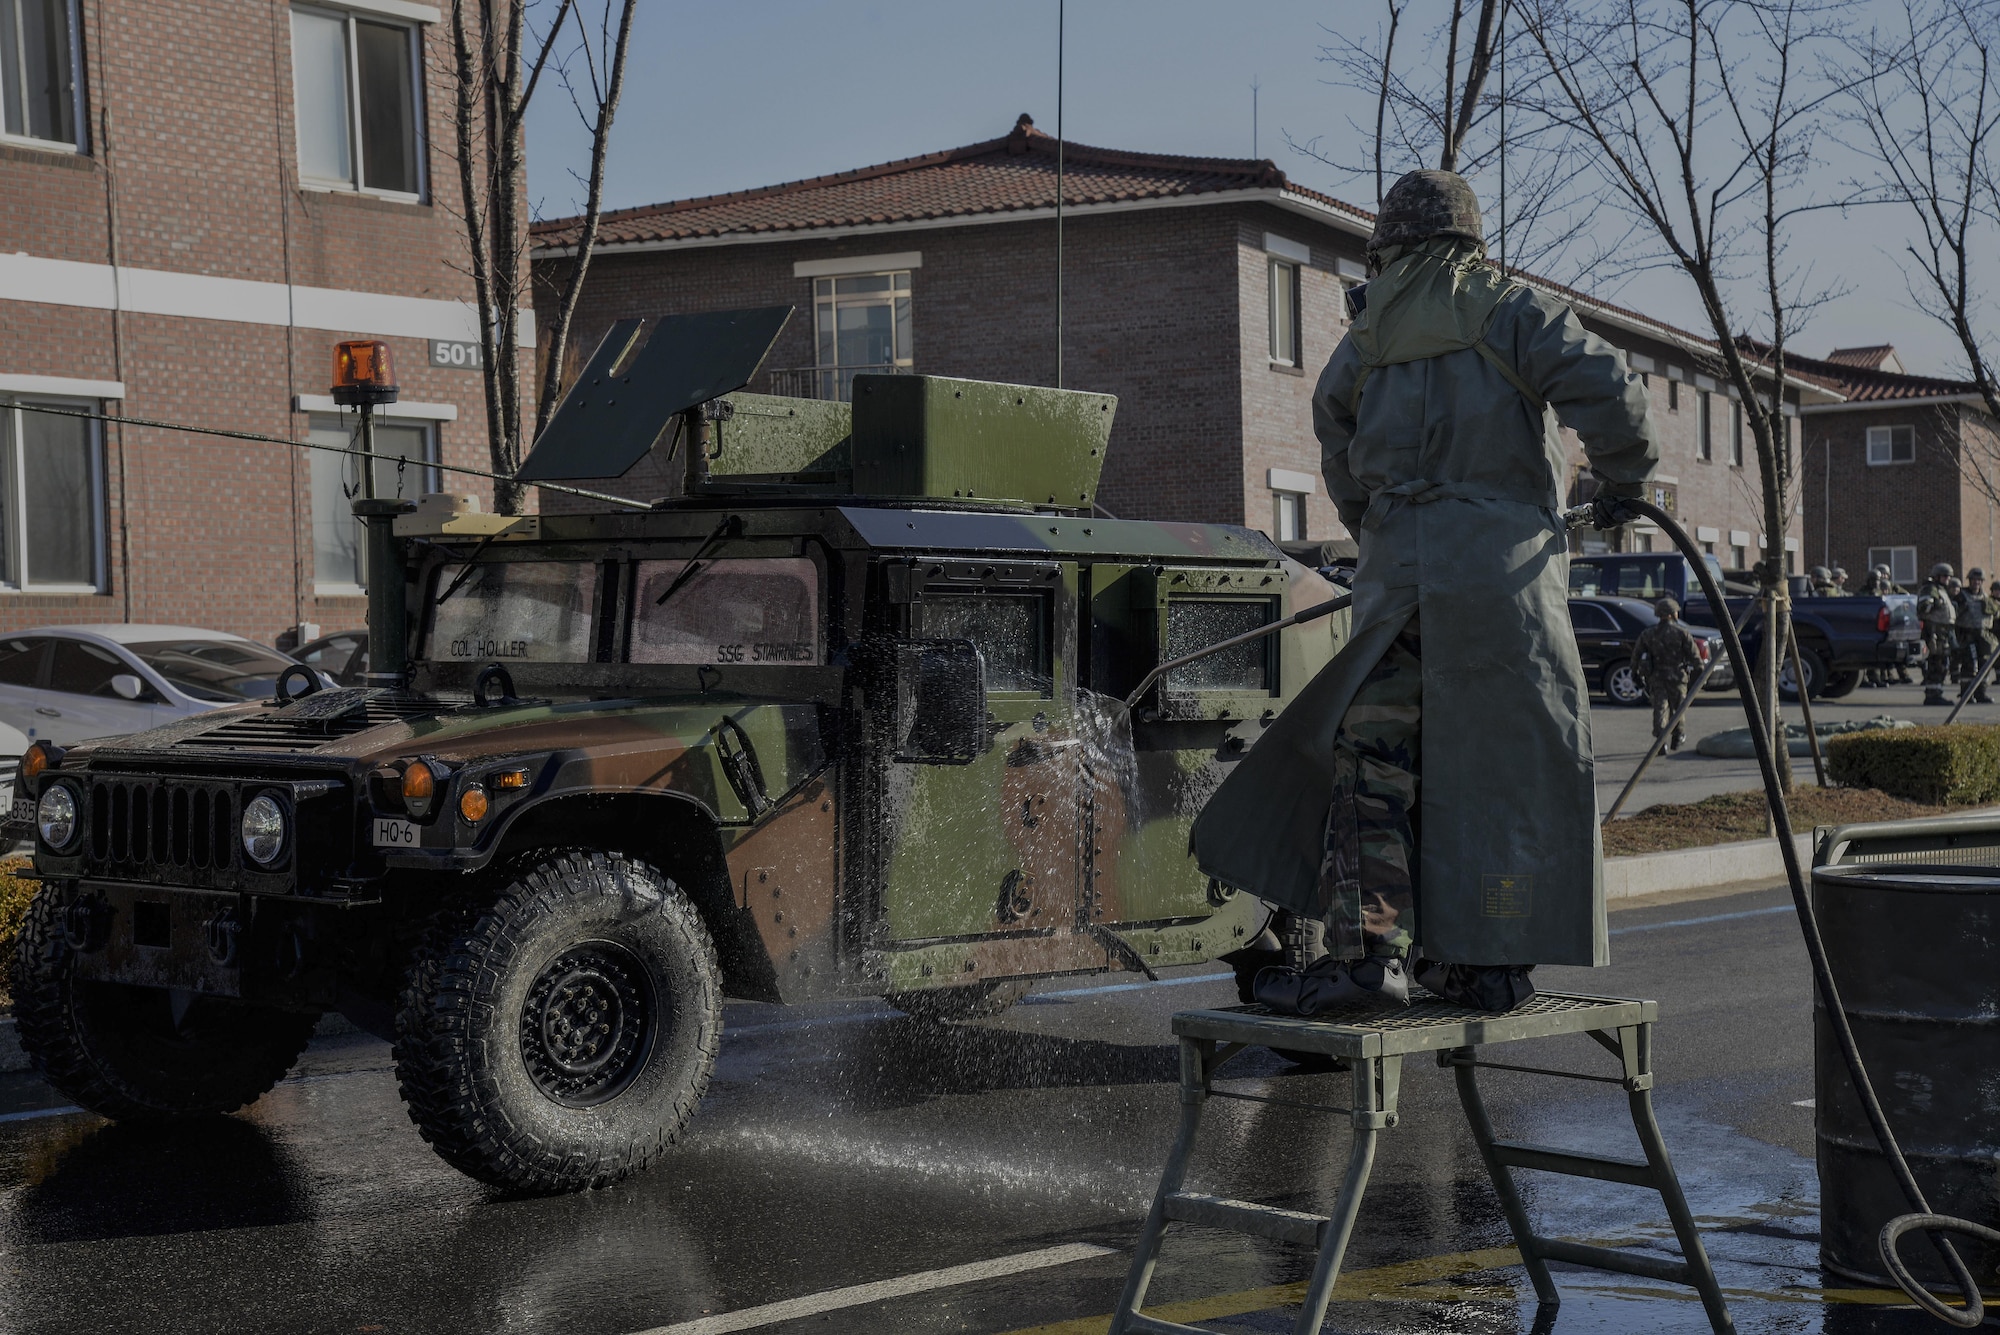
left=1191, top=251, right=1658, bottom=966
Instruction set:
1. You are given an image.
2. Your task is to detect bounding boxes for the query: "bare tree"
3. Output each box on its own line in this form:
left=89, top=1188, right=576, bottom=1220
left=445, top=0, right=637, bottom=515
left=1844, top=0, right=2000, bottom=503
left=1513, top=0, right=1855, bottom=787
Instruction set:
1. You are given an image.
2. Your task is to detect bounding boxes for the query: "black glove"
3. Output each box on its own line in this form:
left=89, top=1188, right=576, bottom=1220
left=1588, top=492, right=1640, bottom=529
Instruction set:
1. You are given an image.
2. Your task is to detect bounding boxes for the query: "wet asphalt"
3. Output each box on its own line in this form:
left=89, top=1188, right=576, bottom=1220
left=0, top=882, right=1959, bottom=1334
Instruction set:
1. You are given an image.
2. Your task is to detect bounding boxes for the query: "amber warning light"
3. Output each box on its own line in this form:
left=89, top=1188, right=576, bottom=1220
left=331, top=339, right=400, bottom=408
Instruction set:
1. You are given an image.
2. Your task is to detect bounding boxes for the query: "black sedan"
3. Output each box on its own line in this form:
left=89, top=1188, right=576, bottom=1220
left=1568, top=595, right=1721, bottom=705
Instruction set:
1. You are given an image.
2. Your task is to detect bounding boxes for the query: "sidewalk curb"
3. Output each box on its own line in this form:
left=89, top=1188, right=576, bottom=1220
left=1604, top=834, right=1810, bottom=901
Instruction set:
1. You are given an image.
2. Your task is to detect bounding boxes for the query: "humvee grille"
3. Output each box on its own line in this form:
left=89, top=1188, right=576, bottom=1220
left=177, top=696, right=441, bottom=752
left=88, top=778, right=240, bottom=878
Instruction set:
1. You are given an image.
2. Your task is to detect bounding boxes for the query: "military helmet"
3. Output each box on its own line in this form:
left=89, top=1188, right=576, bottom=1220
left=1833, top=565, right=1849, bottom=578
left=1369, top=170, right=1485, bottom=253
left=1972, top=568, right=1987, bottom=581
left=1933, top=561, right=1955, bottom=579
left=1876, top=564, right=1892, bottom=577
left=1810, top=565, right=1832, bottom=581
left=1655, top=597, right=1680, bottom=618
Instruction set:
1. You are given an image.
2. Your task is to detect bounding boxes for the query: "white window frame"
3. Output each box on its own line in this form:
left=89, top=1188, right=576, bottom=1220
left=0, top=0, right=86, bottom=153
left=290, top=2, right=427, bottom=203
left=308, top=411, right=438, bottom=595
left=1866, top=424, right=1916, bottom=466
left=810, top=269, right=913, bottom=402
left=1870, top=546, right=1919, bottom=586
left=1268, top=257, right=1300, bottom=367
left=0, top=393, right=106, bottom=593
left=1272, top=490, right=1305, bottom=541
left=1729, top=401, right=1744, bottom=467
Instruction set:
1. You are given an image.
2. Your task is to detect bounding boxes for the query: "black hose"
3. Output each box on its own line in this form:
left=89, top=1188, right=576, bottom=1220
left=1577, top=497, right=1986, bottom=1326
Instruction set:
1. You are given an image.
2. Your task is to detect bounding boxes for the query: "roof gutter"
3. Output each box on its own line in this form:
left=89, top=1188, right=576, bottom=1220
left=1800, top=393, right=1988, bottom=414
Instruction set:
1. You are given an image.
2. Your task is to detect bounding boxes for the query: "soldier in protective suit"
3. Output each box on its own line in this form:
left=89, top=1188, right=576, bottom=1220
left=1634, top=598, right=1704, bottom=751
left=1191, top=170, right=1659, bottom=1014
left=1918, top=562, right=1959, bottom=705
left=1957, top=568, right=1997, bottom=703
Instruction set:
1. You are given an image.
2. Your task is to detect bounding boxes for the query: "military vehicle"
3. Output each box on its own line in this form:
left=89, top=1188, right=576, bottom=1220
left=13, top=309, right=1344, bottom=1192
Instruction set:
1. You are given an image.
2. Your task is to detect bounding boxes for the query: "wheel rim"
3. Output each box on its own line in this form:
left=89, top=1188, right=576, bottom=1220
left=1610, top=666, right=1641, bottom=703
left=519, top=940, right=657, bottom=1107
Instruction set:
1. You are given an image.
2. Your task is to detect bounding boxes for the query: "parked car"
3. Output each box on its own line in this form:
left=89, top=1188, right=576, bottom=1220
left=1569, top=553, right=1918, bottom=698
left=0, top=626, right=310, bottom=747
left=293, top=630, right=369, bottom=687
left=1569, top=595, right=1721, bottom=705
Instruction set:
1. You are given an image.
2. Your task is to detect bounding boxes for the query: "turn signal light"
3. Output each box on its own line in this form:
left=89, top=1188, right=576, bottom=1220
left=458, top=786, right=489, bottom=823
left=19, top=741, right=58, bottom=783
left=400, top=759, right=438, bottom=818
left=492, top=769, right=530, bottom=790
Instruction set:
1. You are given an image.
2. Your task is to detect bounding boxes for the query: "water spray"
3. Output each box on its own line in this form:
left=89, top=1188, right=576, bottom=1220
left=1574, top=496, right=1999, bottom=1327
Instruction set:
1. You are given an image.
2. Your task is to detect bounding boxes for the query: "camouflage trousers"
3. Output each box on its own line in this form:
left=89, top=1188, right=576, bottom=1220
left=1923, top=625, right=1956, bottom=687
left=1319, top=616, right=1422, bottom=961
left=1647, top=674, right=1689, bottom=747
left=1956, top=628, right=1996, bottom=682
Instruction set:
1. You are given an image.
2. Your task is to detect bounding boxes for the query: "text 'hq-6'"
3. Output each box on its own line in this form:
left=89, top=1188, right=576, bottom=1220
left=11, top=309, right=1343, bottom=1192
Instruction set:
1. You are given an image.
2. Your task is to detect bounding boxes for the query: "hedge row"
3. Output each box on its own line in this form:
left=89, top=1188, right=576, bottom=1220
left=0, top=856, right=31, bottom=1007
left=1826, top=725, right=2000, bottom=805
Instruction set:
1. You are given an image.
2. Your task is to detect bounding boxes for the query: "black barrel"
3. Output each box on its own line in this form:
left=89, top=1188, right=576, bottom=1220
left=1813, top=863, right=2000, bottom=1291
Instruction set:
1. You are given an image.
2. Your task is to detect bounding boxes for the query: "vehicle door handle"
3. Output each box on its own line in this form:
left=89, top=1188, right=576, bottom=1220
left=34, top=707, right=59, bottom=717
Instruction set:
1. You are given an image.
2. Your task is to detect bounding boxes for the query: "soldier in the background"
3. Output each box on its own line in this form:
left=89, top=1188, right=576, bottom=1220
left=1876, top=564, right=1916, bottom=682
left=1633, top=598, right=1705, bottom=751
left=1958, top=569, right=1998, bottom=704
left=1918, top=562, right=1960, bottom=705
left=1950, top=576, right=1972, bottom=681
left=1810, top=566, right=1840, bottom=597
left=1831, top=565, right=1851, bottom=595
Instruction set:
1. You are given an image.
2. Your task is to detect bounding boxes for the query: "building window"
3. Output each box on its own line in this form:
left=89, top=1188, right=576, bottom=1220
left=1866, top=424, right=1916, bottom=465
left=1701, top=539, right=1716, bottom=557
left=1668, top=379, right=1680, bottom=412
left=0, top=396, right=104, bottom=591
left=1730, top=401, right=1744, bottom=466
left=1730, top=542, right=1747, bottom=570
left=812, top=270, right=912, bottom=401
left=1869, top=545, right=1918, bottom=586
left=0, top=0, right=82, bottom=149
left=1698, top=391, right=1712, bottom=460
left=290, top=4, right=424, bottom=198
left=1273, top=490, right=1305, bottom=541
left=1633, top=532, right=1654, bottom=553
left=308, top=413, right=435, bottom=592
left=1269, top=258, right=1300, bottom=367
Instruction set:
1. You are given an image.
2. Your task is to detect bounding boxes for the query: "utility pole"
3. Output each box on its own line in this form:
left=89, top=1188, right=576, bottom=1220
left=1055, top=0, right=1066, bottom=389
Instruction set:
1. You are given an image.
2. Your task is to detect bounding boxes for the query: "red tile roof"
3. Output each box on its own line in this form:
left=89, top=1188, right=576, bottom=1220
left=532, top=114, right=1373, bottom=249
left=1742, top=339, right=1981, bottom=404
left=1825, top=344, right=1902, bottom=372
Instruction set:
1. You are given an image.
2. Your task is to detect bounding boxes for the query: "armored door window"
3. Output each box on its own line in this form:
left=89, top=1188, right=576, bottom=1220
left=291, top=4, right=425, bottom=198
left=631, top=558, right=821, bottom=665
left=0, top=0, right=81, bottom=149
left=919, top=592, right=1049, bottom=695
left=428, top=561, right=600, bottom=664
left=1164, top=600, right=1270, bottom=691
left=811, top=271, right=912, bottom=401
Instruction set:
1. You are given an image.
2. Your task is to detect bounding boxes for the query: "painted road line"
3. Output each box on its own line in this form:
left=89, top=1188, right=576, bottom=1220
left=0, top=1105, right=82, bottom=1123
left=1610, top=904, right=1794, bottom=936
left=633, top=1243, right=1115, bottom=1335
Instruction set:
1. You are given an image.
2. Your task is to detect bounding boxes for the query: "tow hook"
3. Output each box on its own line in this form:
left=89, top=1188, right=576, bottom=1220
left=204, top=911, right=242, bottom=967
left=715, top=716, right=771, bottom=816
left=61, top=895, right=110, bottom=953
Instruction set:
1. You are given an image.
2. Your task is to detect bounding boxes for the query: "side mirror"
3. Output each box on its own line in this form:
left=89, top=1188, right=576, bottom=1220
left=109, top=673, right=145, bottom=702
left=894, top=639, right=989, bottom=764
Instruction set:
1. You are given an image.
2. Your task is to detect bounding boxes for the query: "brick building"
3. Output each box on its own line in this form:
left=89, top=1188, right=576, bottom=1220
left=0, top=0, right=525, bottom=644
left=1794, top=345, right=2000, bottom=586
left=532, top=113, right=1823, bottom=564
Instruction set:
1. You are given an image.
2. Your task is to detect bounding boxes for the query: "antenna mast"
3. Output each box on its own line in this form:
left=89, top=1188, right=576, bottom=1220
left=1055, top=0, right=1065, bottom=389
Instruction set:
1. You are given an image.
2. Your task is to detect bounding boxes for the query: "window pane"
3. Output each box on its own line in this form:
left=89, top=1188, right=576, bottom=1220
left=894, top=297, right=911, bottom=363
left=48, top=638, right=125, bottom=697
left=367, top=421, right=431, bottom=499
left=5, top=0, right=76, bottom=143
left=127, top=639, right=299, bottom=703
left=0, top=638, right=48, bottom=686
left=631, top=558, right=820, bottom=665
left=835, top=274, right=895, bottom=294
left=292, top=8, right=352, bottom=183
left=355, top=20, right=417, bottom=194
left=428, top=561, right=600, bottom=663
left=309, top=416, right=429, bottom=587
left=922, top=594, right=1048, bottom=694
left=20, top=402, right=95, bottom=586
left=815, top=303, right=834, bottom=363
left=835, top=302, right=895, bottom=368
left=1165, top=599, right=1270, bottom=692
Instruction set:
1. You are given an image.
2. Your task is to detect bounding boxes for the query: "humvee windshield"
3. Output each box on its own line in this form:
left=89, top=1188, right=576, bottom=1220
left=428, top=561, right=600, bottom=662
left=633, top=558, right=820, bottom=665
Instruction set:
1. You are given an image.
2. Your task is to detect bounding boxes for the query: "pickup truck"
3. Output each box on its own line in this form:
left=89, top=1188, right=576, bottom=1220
left=1568, top=553, right=1920, bottom=699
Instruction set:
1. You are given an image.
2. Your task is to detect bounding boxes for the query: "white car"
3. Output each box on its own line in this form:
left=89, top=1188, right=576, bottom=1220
left=0, top=625, right=308, bottom=748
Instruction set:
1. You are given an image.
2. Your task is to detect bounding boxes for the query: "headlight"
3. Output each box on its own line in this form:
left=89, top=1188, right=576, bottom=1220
left=241, top=793, right=288, bottom=866
left=37, top=784, right=78, bottom=850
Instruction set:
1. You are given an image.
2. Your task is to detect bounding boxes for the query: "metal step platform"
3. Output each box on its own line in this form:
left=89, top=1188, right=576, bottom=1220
left=1108, top=990, right=1734, bottom=1334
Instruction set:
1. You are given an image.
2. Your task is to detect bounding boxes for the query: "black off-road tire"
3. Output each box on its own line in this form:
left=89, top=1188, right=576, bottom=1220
left=13, top=886, right=318, bottom=1120
left=886, top=979, right=1033, bottom=1022
left=392, top=851, right=722, bottom=1194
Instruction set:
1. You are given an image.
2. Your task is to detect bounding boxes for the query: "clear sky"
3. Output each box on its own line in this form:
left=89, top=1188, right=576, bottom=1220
left=523, top=0, right=1967, bottom=378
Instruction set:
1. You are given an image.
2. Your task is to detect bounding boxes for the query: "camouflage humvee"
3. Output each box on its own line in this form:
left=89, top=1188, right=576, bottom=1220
left=14, top=315, right=1344, bottom=1192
